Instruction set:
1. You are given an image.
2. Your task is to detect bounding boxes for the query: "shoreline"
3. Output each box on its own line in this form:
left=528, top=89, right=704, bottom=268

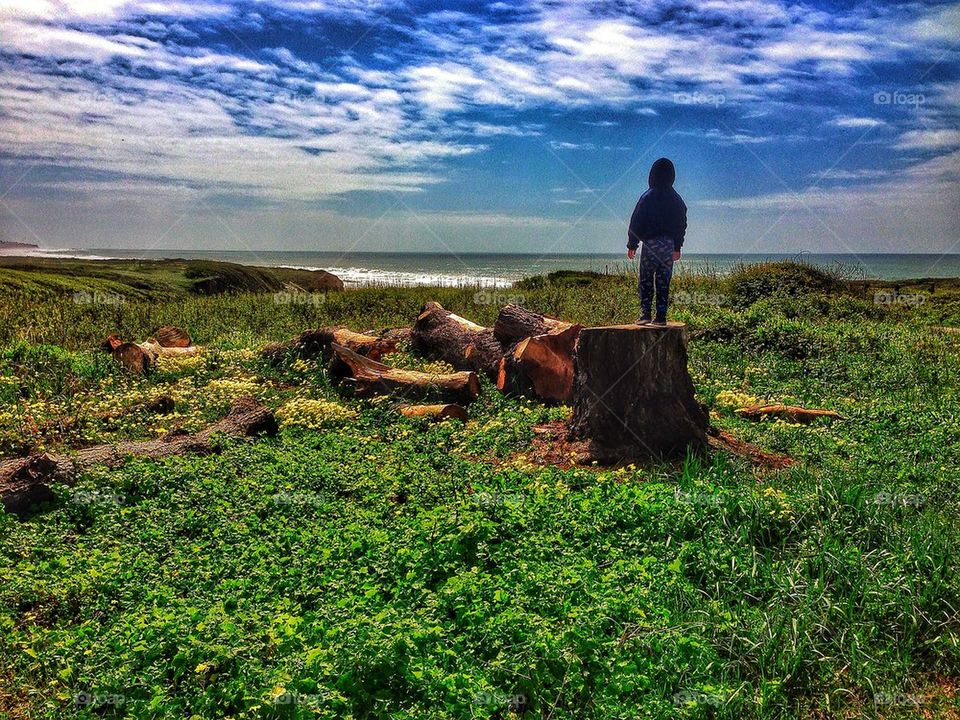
left=3, top=249, right=960, bottom=286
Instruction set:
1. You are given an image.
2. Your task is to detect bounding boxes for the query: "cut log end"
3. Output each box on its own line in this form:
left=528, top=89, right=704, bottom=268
left=112, top=342, right=152, bottom=375
left=100, top=334, right=124, bottom=352
left=497, top=324, right=580, bottom=403
left=153, top=326, right=192, bottom=348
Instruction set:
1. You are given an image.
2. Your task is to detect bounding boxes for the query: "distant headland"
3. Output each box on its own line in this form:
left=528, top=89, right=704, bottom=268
left=0, top=241, right=39, bottom=251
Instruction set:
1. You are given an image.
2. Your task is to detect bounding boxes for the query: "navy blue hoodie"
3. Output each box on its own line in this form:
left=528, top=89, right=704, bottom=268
left=627, top=158, right=687, bottom=253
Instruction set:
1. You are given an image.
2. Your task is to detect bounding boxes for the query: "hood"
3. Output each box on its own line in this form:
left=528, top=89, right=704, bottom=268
left=648, top=157, right=676, bottom=188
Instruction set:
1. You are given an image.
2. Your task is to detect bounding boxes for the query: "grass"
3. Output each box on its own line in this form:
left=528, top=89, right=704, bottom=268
left=0, top=257, right=342, bottom=300
left=0, top=260, right=958, bottom=719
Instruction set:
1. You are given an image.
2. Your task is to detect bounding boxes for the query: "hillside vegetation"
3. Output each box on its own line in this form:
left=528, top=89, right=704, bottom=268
left=0, top=257, right=342, bottom=300
left=1, top=261, right=958, bottom=719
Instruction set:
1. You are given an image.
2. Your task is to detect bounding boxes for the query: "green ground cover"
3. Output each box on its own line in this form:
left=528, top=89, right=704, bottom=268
left=1, top=260, right=958, bottom=719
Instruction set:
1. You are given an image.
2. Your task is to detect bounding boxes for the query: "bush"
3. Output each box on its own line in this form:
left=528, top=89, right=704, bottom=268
left=727, top=261, right=845, bottom=307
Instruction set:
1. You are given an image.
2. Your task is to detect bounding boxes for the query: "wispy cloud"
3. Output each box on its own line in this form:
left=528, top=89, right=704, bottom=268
left=0, top=0, right=957, bottom=251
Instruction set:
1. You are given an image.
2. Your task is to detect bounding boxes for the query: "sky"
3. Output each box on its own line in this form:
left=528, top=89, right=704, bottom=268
left=0, top=0, right=958, bottom=255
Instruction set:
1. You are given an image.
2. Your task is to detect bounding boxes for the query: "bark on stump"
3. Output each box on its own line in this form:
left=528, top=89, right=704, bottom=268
left=568, top=323, right=708, bottom=460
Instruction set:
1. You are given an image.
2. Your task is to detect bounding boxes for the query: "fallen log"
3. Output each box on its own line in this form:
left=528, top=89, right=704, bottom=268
left=1, top=397, right=277, bottom=517
left=102, top=330, right=201, bottom=375
left=140, top=340, right=201, bottom=359
left=262, top=327, right=398, bottom=365
left=330, top=343, right=480, bottom=404
left=410, top=302, right=503, bottom=377
left=493, top=304, right=580, bottom=344
left=568, top=323, right=709, bottom=460
left=708, top=429, right=795, bottom=470
left=396, top=404, right=468, bottom=422
left=496, top=325, right=581, bottom=402
left=735, top=404, right=843, bottom=424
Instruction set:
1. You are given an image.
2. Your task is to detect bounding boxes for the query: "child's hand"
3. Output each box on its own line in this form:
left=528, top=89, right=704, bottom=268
left=627, top=248, right=636, bottom=259
left=672, top=250, right=681, bottom=262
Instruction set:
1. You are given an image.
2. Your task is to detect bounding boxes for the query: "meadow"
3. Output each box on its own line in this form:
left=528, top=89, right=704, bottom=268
left=1, top=260, right=959, bottom=719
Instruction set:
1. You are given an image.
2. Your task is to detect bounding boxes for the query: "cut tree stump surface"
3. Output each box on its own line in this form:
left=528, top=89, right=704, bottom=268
left=569, top=323, right=708, bottom=459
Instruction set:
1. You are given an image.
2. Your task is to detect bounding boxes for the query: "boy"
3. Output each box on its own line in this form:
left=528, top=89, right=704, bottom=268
left=626, top=157, right=687, bottom=326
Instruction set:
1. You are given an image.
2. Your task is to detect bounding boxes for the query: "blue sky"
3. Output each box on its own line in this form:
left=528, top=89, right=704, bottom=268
left=0, top=0, right=957, bottom=254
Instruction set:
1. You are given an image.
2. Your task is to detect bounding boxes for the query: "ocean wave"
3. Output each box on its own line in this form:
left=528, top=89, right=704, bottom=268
left=0, top=247, right=122, bottom=261
left=278, top=265, right=516, bottom=288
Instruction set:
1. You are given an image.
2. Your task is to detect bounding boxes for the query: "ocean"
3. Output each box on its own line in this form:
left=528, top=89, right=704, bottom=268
left=12, top=248, right=960, bottom=287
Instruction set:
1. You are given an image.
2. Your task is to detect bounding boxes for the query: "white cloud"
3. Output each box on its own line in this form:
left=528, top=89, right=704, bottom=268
left=830, top=116, right=886, bottom=129
left=896, top=129, right=960, bottom=151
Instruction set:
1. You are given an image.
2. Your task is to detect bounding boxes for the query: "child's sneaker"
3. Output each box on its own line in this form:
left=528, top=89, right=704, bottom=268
left=635, top=315, right=652, bottom=325
left=651, top=315, right=667, bottom=326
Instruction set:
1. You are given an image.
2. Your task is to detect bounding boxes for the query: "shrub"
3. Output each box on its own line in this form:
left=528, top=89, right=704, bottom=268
left=727, top=261, right=845, bottom=307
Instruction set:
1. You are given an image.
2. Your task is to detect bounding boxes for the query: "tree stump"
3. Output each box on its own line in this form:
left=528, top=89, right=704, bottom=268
left=568, top=323, right=708, bottom=460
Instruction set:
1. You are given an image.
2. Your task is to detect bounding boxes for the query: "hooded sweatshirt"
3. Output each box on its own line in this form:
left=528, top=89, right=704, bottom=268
left=626, top=157, right=688, bottom=253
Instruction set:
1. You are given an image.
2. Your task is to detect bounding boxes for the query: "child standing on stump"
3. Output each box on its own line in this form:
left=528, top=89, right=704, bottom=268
left=626, top=157, right=687, bottom=326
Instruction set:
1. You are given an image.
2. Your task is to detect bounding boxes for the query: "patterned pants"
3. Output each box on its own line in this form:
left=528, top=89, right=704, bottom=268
left=637, top=235, right=675, bottom=319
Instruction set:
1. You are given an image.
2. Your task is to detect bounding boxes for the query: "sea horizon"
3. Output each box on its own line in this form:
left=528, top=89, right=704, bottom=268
left=6, top=246, right=960, bottom=286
